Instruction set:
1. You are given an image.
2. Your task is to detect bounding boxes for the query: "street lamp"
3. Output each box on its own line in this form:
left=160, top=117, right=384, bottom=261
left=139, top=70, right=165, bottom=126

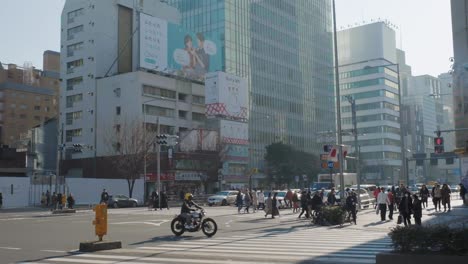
left=345, top=95, right=361, bottom=208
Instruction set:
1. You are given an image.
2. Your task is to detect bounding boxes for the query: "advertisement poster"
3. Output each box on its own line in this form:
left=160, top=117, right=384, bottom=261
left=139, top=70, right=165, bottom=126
left=205, top=72, right=249, bottom=120
left=219, top=120, right=249, bottom=145
left=140, top=13, right=221, bottom=81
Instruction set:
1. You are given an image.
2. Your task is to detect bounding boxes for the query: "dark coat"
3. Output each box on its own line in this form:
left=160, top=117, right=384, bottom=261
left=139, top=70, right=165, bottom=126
left=399, top=196, right=413, bottom=215
left=412, top=198, right=422, bottom=219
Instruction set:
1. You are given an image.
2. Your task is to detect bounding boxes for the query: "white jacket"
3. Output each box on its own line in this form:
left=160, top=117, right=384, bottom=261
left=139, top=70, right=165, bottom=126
left=377, top=192, right=388, bottom=204
left=257, top=192, right=265, bottom=203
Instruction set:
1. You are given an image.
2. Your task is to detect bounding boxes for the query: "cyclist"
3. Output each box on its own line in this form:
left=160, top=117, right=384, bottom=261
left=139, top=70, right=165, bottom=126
left=181, top=193, right=203, bottom=228
left=345, top=190, right=358, bottom=224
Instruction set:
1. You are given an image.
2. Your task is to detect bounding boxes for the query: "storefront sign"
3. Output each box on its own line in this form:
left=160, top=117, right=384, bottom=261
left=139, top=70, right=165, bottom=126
left=175, top=172, right=206, bottom=181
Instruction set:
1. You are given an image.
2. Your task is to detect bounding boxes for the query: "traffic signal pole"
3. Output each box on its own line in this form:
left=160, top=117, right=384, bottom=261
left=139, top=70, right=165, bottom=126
left=157, top=117, right=161, bottom=209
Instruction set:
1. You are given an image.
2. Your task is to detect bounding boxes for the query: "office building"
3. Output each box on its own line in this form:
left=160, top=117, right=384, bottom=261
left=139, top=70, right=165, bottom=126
left=338, top=22, right=403, bottom=183
left=167, top=0, right=336, bottom=170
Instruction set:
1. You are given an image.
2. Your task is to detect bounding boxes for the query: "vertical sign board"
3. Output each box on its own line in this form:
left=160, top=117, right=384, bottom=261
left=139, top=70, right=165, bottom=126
left=140, top=13, right=168, bottom=71
left=205, top=72, right=249, bottom=120
left=219, top=120, right=249, bottom=145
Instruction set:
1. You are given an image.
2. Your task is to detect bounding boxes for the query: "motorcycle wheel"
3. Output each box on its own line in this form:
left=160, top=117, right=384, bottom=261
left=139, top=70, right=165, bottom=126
left=171, top=218, right=185, bottom=236
left=201, top=218, right=217, bottom=237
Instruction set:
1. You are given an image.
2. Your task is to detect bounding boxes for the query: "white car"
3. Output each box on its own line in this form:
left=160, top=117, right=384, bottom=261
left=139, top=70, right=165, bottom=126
left=207, top=191, right=238, bottom=206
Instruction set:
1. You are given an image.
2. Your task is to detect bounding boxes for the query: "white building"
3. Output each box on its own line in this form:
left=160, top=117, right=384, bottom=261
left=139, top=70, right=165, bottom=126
left=338, top=22, right=403, bottom=184
left=60, top=0, right=181, bottom=160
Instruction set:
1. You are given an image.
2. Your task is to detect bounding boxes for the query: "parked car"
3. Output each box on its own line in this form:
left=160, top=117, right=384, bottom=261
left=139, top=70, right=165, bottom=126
left=263, top=190, right=287, bottom=208
left=108, top=195, right=138, bottom=208
left=207, top=191, right=238, bottom=206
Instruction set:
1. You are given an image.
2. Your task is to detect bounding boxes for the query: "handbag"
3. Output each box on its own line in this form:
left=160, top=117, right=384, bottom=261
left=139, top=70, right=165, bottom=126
left=397, top=214, right=403, bottom=224
left=375, top=206, right=380, bottom=215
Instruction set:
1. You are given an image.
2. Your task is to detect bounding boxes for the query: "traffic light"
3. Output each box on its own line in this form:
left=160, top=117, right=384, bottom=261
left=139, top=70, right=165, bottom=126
left=156, top=134, right=168, bottom=145
left=72, top=143, right=83, bottom=153
left=434, top=137, right=444, bottom=154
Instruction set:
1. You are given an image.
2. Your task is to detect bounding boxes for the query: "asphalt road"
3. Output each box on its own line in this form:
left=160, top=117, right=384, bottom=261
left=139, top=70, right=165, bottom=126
left=0, top=199, right=466, bottom=264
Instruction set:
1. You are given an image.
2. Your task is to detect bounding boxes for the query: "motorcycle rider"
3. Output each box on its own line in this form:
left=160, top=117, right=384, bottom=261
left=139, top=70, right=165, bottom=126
left=181, top=193, right=203, bottom=229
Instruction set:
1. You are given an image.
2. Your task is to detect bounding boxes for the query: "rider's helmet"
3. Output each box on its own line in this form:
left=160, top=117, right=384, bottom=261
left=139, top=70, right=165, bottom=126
left=184, top=193, right=193, bottom=201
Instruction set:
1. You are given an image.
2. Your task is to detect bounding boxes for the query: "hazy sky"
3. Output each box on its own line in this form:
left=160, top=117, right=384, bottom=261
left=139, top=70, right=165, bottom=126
left=0, top=0, right=453, bottom=76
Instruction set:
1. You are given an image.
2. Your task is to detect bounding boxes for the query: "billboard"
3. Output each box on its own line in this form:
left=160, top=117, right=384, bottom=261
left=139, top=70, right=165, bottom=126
left=205, top=72, right=249, bottom=120
left=219, top=120, right=248, bottom=145
left=140, top=13, right=222, bottom=81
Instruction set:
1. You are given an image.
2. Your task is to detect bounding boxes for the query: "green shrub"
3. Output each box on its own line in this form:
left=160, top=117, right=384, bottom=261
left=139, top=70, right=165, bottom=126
left=389, top=225, right=468, bottom=255
left=320, top=206, right=346, bottom=226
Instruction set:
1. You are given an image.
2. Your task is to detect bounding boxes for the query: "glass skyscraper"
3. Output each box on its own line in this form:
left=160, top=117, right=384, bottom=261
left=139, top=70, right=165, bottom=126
left=168, top=0, right=335, bottom=169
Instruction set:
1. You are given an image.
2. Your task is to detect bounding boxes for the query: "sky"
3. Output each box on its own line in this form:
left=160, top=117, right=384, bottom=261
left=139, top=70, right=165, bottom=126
left=0, top=0, right=453, bottom=77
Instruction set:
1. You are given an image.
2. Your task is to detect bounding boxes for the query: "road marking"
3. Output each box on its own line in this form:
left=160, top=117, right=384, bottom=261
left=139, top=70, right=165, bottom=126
left=110, top=220, right=169, bottom=226
left=0, top=246, right=21, bottom=250
left=47, top=257, right=113, bottom=263
left=41, top=250, right=67, bottom=253
left=225, top=219, right=233, bottom=227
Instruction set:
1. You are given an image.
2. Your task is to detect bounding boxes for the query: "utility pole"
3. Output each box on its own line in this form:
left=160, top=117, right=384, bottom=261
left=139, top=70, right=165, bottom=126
left=156, top=117, right=161, bottom=209
left=347, top=96, right=361, bottom=208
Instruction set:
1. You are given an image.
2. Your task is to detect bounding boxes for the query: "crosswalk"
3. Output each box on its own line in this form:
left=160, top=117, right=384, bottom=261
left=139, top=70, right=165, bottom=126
left=26, top=228, right=392, bottom=264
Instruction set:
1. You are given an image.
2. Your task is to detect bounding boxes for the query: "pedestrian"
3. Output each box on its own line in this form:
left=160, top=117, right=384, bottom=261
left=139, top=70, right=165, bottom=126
left=387, top=189, right=395, bottom=220
left=236, top=190, right=243, bottom=214
left=151, top=190, right=159, bottom=211
left=160, top=191, right=169, bottom=210
left=311, top=191, right=323, bottom=214
left=419, top=185, right=430, bottom=208
left=306, top=191, right=313, bottom=217
left=412, top=194, right=422, bottom=226
left=251, top=190, right=258, bottom=213
left=285, top=189, right=293, bottom=208
left=394, top=187, right=401, bottom=210
left=460, top=183, right=467, bottom=205
left=441, top=183, right=451, bottom=212
left=179, top=189, right=185, bottom=201
left=292, top=191, right=299, bottom=213
left=100, top=189, right=109, bottom=205
left=327, top=188, right=337, bottom=205
left=398, top=191, right=413, bottom=226
left=257, top=190, right=265, bottom=210
left=51, top=192, right=57, bottom=210
left=0, top=192, right=3, bottom=209
left=432, top=184, right=442, bottom=211
left=271, top=192, right=280, bottom=218
left=298, top=191, right=308, bottom=219
left=345, top=191, right=357, bottom=224
left=373, top=186, right=381, bottom=208
left=67, top=193, right=75, bottom=209
left=61, top=194, right=66, bottom=209
left=264, top=192, right=272, bottom=217
left=377, top=187, right=388, bottom=221
left=46, top=190, right=50, bottom=207
left=41, top=192, right=46, bottom=207
left=243, top=190, right=251, bottom=213
left=56, top=192, right=63, bottom=210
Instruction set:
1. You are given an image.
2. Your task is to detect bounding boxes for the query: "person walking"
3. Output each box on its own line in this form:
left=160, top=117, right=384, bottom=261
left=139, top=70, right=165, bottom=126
left=243, top=190, right=251, bottom=213
left=160, top=191, right=169, bottom=210
left=285, top=189, right=293, bottom=208
left=377, top=187, right=388, bottom=221
left=264, top=192, right=272, bottom=218
left=271, top=192, right=280, bottom=218
left=41, top=192, right=46, bottom=207
left=412, top=194, right=422, bottom=226
left=398, top=191, right=413, bottom=226
left=0, top=192, right=3, bottom=209
left=292, top=191, right=299, bottom=213
left=100, top=189, right=109, bottom=205
left=460, top=183, right=467, bottom=205
left=327, top=188, right=337, bottom=206
left=373, top=187, right=381, bottom=209
left=298, top=191, right=308, bottom=219
left=432, top=184, right=442, bottom=211
left=151, top=190, right=159, bottom=211
left=419, top=185, right=430, bottom=208
left=56, top=192, right=63, bottom=210
left=51, top=192, right=57, bottom=210
left=257, top=190, right=265, bottom=210
left=236, top=191, right=243, bottom=214
left=441, top=183, right=451, bottom=212
left=67, top=193, right=75, bottom=209
left=387, top=189, right=395, bottom=220
left=251, top=190, right=258, bottom=213
left=345, top=191, right=358, bottom=224
left=46, top=190, right=50, bottom=207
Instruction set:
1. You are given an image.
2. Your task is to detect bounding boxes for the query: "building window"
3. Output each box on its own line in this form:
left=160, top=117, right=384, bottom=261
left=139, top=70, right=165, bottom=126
left=66, top=94, right=83, bottom=108
left=67, top=42, right=84, bottom=57
left=67, top=8, right=84, bottom=23
left=115, top=124, right=121, bottom=133
left=178, top=93, right=187, bottom=102
left=179, top=110, right=187, bottom=119
left=34, top=106, right=41, bottom=111
left=67, top=25, right=83, bottom=40
left=44, top=106, right=50, bottom=112
left=20, top=104, right=27, bottom=109
left=116, top=106, right=121, bottom=115
left=67, top=59, right=83, bottom=74
left=192, top=95, right=205, bottom=104
left=142, top=85, right=176, bottom=99
left=144, top=105, right=175, bottom=118
left=192, top=112, right=205, bottom=122
left=66, top=76, right=83, bottom=90
left=66, top=128, right=82, bottom=142
left=66, top=111, right=83, bottom=125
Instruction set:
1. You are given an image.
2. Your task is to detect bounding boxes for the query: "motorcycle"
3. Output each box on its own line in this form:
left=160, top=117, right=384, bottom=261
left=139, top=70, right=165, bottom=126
left=171, top=209, right=218, bottom=237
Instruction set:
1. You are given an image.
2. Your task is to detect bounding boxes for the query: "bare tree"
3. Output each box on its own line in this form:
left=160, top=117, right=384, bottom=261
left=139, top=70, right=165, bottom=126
left=103, top=118, right=157, bottom=198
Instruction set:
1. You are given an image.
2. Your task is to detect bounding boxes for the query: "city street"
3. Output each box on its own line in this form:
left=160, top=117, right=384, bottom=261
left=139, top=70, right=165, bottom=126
left=1, top=199, right=466, bottom=264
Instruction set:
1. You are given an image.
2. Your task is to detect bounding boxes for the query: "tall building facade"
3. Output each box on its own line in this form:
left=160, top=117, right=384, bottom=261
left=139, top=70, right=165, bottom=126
left=0, top=51, right=60, bottom=147
left=451, top=0, right=468, bottom=148
left=338, top=22, right=403, bottom=184
left=167, top=0, right=336, bottom=169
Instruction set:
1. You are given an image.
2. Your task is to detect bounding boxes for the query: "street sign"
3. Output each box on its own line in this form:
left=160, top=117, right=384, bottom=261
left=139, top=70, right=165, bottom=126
left=320, top=154, right=329, bottom=161
left=327, top=161, right=334, bottom=169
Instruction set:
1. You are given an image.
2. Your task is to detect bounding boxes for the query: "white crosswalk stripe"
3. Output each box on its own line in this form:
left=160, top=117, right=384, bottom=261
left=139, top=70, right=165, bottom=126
left=28, top=228, right=392, bottom=264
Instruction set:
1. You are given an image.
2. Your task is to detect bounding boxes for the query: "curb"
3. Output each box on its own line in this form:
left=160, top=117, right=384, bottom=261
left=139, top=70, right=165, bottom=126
left=79, top=241, right=122, bottom=252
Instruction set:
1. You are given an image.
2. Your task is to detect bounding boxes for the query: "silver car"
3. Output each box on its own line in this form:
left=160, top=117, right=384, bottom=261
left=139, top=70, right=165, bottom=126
left=207, top=191, right=238, bottom=206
